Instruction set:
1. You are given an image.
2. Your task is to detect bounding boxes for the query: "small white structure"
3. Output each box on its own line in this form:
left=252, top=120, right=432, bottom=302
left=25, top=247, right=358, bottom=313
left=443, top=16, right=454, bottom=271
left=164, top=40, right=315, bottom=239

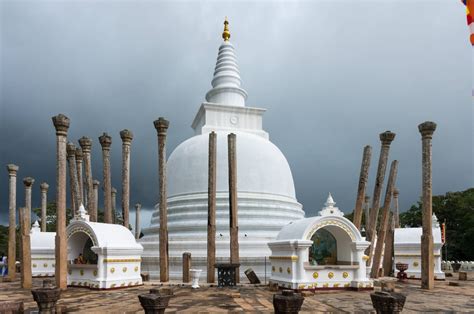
left=30, top=221, right=55, bottom=277
left=268, top=194, right=372, bottom=290
left=67, top=205, right=143, bottom=289
left=393, top=214, right=445, bottom=280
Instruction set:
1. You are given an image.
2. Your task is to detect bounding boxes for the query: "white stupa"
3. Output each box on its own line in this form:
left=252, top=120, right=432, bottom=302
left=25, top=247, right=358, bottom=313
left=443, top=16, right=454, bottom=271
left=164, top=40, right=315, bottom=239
left=140, top=19, right=305, bottom=279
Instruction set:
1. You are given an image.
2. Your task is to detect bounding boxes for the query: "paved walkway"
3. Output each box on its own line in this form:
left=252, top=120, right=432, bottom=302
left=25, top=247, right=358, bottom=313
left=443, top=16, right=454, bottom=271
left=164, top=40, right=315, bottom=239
left=0, top=274, right=473, bottom=313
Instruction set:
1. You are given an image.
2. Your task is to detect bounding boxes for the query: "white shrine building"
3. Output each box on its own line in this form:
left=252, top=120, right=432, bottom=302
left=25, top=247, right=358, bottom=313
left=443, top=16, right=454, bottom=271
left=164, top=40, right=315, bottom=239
left=393, top=214, right=445, bottom=280
left=67, top=205, right=143, bottom=289
left=268, top=194, right=373, bottom=290
left=140, top=20, right=305, bottom=279
left=30, top=221, right=55, bottom=277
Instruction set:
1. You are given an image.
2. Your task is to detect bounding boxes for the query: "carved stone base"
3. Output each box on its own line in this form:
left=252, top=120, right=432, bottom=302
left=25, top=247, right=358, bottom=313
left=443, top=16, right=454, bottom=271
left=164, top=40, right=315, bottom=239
left=273, top=290, right=304, bottom=314
left=370, top=291, right=406, bottom=314
left=138, top=288, right=173, bottom=314
left=31, top=279, right=61, bottom=314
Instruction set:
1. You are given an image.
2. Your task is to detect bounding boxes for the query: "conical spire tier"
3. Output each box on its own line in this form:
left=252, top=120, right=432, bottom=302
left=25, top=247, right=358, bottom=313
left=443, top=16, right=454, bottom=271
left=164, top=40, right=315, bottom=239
left=205, top=19, right=248, bottom=107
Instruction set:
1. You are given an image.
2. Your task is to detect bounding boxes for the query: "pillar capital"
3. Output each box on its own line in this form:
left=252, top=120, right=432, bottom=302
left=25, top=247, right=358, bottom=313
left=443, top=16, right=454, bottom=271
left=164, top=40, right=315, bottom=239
left=379, top=130, right=396, bottom=146
left=6, top=164, right=19, bottom=176
left=52, top=114, right=70, bottom=136
left=364, top=195, right=370, bottom=203
left=40, top=182, right=49, bottom=192
left=418, top=121, right=437, bottom=138
left=93, top=180, right=100, bottom=188
left=120, top=129, right=134, bottom=144
left=111, top=187, right=117, bottom=195
left=393, top=188, right=399, bottom=197
left=23, top=177, right=35, bottom=187
left=153, top=117, right=169, bottom=136
left=135, top=203, right=141, bottom=209
left=66, top=142, right=77, bottom=157
left=99, top=132, right=112, bottom=149
left=78, top=136, right=92, bottom=152
left=75, top=147, right=83, bottom=161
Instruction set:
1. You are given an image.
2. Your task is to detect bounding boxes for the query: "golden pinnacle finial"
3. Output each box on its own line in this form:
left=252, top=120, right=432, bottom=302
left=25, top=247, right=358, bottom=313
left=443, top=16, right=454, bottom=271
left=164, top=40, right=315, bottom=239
left=222, top=17, right=230, bottom=41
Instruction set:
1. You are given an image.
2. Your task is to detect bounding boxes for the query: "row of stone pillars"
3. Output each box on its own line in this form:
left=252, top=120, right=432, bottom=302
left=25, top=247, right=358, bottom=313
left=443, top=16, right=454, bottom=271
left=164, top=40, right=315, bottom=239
left=351, top=121, right=437, bottom=290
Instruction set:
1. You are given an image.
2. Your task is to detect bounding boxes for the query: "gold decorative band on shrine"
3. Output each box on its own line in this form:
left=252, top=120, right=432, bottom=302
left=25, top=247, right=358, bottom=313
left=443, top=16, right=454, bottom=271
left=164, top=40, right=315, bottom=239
left=394, top=254, right=440, bottom=257
left=103, top=258, right=142, bottom=263
left=269, top=256, right=298, bottom=262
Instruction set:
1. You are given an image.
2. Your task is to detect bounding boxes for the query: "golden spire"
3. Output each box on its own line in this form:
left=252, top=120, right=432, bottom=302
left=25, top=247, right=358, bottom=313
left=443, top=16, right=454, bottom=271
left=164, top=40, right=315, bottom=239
left=222, top=17, right=230, bottom=41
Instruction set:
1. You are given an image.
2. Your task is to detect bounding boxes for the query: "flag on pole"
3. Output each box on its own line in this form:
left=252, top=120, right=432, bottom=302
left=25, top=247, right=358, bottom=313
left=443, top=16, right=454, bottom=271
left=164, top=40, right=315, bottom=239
left=463, top=0, right=474, bottom=45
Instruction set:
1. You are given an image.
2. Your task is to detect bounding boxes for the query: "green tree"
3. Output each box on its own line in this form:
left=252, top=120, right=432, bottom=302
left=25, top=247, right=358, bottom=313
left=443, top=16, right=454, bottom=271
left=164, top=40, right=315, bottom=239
left=32, top=202, right=73, bottom=232
left=400, top=188, right=474, bottom=260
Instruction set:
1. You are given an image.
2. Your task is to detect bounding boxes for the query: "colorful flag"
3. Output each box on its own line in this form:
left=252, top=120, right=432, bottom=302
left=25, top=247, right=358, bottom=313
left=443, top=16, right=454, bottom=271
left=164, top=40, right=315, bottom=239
left=463, top=0, right=474, bottom=45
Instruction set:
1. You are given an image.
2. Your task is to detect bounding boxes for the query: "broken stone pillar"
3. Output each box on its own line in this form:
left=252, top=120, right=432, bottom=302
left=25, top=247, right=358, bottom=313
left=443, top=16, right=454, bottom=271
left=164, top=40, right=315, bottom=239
left=75, top=147, right=84, bottom=206
left=19, top=207, right=32, bottom=289
left=182, top=252, right=192, bottom=283
left=111, top=187, right=117, bottom=223
left=207, top=131, right=217, bottom=283
left=154, top=117, right=169, bottom=282
left=78, top=136, right=94, bottom=219
left=6, top=164, right=19, bottom=281
left=99, top=133, right=112, bottom=223
left=66, top=142, right=80, bottom=213
left=228, top=133, right=240, bottom=283
left=367, top=131, right=396, bottom=242
left=92, top=180, right=100, bottom=222
left=353, top=145, right=372, bottom=230
left=23, top=177, right=34, bottom=228
left=363, top=195, right=370, bottom=231
left=393, top=188, right=400, bottom=228
left=135, top=203, right=141, bottom=239
left=120, top=129, right=133, bottom=229
left=371, top=160, right=398, bottom=279
left=40, top=182, right=49, bottom=232
left=52, top=114, right=70, bottom=289
left=419, top=121, right=436, bottom=290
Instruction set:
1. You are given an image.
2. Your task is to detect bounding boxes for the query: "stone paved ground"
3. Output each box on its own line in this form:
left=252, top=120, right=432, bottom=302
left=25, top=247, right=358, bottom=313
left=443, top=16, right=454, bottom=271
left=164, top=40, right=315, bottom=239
left=1, top=274, right=473, bottom=313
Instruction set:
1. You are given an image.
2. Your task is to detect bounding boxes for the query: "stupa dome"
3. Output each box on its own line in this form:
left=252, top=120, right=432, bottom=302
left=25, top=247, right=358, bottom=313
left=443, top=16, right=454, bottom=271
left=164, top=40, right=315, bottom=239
left=166, top=131, right=296, bottom=200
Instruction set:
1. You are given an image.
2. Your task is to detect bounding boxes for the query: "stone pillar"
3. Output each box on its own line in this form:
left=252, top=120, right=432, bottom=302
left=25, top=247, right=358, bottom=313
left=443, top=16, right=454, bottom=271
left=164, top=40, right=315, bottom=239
left=363, top=195, right=370, bottom=231
left=228, top=133, right=239, bottom=283
left=419, top=121, right=436, bottom=290
left=22, top=177, right=34, bottom=231
left=120, top=129, right=133, bottom=229
left=182, top=252, right=192, bottom=283
left=99, top=133, right=112, bottom=223
left=370, top=160, right=398, bottom=279
left=367, top=131, right=396, bottom=242
left=19, top=207, right=32, bottom=289
left=75, top=147, right=84, bottom=206
left=66, top=142, right=80, bottom=213
left=78, top=136, right=94, bottom=219
left=6, top=164, right=19, bottom=281
left=154, top=117, right=169, bottom=282
left=111, top=187, right=117, bottom=223
left=353, top=145, right=372, bottom=230
left=207, top=131, right=217, bottom=283
left=92, top=180, right=100, bottom=222
left=135, top=203, right=141, bottom=239
left=52, top=113, right=70, bottom=290
left=382, top=211, right=394, bottom=276
left=40, top=182, right=49, bottom=232
left=393, top=188, right=400, bottom=228
left=183, top=252, right=191, bottom=282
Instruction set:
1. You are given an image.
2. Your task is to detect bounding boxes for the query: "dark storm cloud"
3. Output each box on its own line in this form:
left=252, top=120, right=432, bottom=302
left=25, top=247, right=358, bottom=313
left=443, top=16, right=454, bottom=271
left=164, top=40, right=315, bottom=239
left=0, top=0, right=472, bottom=228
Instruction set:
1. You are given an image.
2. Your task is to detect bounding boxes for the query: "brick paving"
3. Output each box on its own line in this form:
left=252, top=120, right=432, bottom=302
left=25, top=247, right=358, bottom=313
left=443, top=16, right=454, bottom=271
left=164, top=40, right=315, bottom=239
left=0, top=274, right=473, bottom=313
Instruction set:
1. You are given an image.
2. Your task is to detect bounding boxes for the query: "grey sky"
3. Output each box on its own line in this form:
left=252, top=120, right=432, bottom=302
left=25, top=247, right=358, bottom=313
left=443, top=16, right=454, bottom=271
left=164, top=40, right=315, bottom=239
left=0, top=0, right=472, bottom=229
